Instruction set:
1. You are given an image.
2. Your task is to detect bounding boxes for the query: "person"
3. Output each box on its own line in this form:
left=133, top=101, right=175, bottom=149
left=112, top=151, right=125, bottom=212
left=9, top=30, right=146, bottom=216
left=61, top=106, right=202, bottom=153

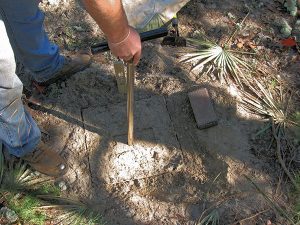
left=0, top=0, right=142, bottom=177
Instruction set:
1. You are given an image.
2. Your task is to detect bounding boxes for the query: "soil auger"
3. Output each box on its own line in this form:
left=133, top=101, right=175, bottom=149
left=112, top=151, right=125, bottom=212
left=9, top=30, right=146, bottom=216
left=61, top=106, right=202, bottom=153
left=91, top=23, right=186, bottom=145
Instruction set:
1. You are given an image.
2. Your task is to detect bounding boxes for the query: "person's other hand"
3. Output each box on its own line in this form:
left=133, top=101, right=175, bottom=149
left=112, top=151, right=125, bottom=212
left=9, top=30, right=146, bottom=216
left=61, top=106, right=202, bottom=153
left=108, top=26, right=142, bottom=65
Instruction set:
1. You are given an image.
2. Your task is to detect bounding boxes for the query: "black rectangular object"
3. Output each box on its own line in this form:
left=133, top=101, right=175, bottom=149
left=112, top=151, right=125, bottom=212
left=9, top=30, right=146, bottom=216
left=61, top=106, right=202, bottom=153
left=91, top=26, right=169, bottom=54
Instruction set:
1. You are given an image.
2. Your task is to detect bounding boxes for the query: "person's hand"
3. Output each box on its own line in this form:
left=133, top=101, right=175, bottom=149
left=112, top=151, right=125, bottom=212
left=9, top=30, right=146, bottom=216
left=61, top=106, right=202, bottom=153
left=107, top=26, right=142, bottom=65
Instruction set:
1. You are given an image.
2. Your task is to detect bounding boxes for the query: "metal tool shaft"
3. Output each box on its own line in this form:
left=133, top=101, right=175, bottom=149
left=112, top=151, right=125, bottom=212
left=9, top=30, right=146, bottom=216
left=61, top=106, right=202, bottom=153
left=91, top=27, right=168, bottom=54
left=127, top=62, right=134, bottom=145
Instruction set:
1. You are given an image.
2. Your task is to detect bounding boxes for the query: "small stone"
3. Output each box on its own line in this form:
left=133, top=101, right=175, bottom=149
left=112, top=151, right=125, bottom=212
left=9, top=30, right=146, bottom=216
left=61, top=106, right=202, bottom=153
left=277, top=18, right=292, bottom=38
left=292, top=19, right=300, bottom=41
left=58, top=181, right=64, bottom=187
left=59, top=164, right=66, bottom=170
left=0, top=207, right=18, bottom=223
left=61, top=184, right=67, bottom=191
left=227, top=12, right=236, bottom=20
left=284, top=0, right=298, bottom=16
left=281, top=27, right=292, bottom=37
left=58, top=181, right=67, bottom=191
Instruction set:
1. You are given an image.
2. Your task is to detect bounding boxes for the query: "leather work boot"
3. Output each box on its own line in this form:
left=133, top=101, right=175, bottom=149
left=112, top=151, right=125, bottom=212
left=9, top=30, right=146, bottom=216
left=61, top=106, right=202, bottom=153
left=39, top=53, right=91, bottom=86
left=21, top=141, right=68, bottom=177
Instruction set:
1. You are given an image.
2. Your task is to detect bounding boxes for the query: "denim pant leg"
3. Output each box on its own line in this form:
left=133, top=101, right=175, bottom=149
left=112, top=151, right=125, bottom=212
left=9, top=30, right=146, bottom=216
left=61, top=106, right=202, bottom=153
left=0, top=15, right=41, bottom=157
left=0, top=0, right=65, bottom=82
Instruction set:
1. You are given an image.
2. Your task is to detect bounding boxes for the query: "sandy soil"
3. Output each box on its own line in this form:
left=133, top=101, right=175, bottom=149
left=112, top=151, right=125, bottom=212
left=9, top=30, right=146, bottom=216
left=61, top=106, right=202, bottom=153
left=18, top=0, right=300, bottom=224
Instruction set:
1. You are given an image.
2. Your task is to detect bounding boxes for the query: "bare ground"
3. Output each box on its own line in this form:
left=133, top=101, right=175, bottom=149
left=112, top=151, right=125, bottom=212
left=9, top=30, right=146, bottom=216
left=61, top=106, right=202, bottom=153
left=19, top=0, right=300, bottom=224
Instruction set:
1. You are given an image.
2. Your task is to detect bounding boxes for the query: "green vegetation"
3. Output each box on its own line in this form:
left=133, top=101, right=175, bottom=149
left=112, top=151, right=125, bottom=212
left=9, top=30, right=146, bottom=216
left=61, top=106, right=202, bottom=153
left=6, top=194, right=46, bottom=225
left=181, top=7, right=300, bottom=223
left=240, top=75, right=300, bottom=189
left=197, top=209, right=219, bottom=225
left=181, top=38, right=251, bottom=87
left=181, top=11, right=253, bottom=87
left=240, top=78, right=291, bottom=128
left=0, top=156, right=55, bottom=224
left=0, top=149, right=105, bottom=225
left=285, top=0, right=298, bottom=16
left=39, top=196, right=106, bottom=225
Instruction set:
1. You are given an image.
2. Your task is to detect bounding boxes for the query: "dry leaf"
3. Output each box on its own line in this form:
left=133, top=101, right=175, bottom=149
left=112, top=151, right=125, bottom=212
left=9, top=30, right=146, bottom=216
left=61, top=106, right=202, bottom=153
left=247, top=41, right=257, bottom=49
left=280, top=37, right=297, bottom=47
left=237, top=42, right=244, bottom=48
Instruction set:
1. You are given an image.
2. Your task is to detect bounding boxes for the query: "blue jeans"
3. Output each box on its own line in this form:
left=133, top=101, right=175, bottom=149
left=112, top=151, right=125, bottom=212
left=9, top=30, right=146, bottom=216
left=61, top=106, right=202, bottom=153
left=0, top=1, right=64, bottom=157
left=0, top=0, right=65, bottom=82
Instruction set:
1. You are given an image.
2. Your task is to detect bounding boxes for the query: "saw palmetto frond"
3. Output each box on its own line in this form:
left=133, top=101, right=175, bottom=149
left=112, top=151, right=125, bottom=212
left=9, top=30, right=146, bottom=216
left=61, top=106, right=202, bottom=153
left=37, top=196, right=105, bottom=225
left=0, top=149, right=104, bottom=225
left=181, top=38, right=253, bottom=87
left=240, top=78, right=297, bottom=129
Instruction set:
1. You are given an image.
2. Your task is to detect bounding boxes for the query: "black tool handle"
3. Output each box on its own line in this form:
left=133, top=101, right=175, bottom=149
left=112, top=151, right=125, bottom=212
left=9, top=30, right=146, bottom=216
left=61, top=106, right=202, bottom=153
left=91, top=26, right=169, bottom=54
